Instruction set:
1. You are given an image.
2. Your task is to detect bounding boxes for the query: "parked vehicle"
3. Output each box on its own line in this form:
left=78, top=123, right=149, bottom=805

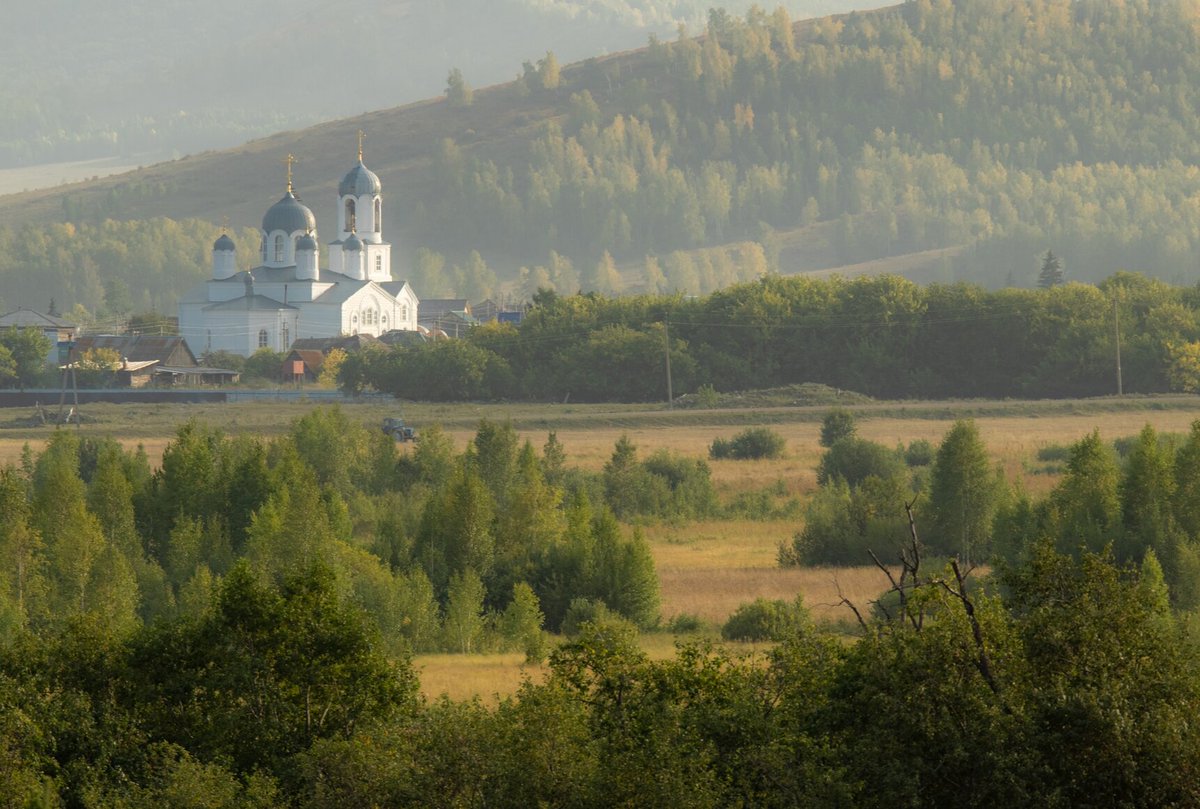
left=382, top=417, right=417, bottom=442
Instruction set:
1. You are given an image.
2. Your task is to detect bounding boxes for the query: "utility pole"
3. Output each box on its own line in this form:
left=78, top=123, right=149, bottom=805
left=1113, top=295, right=1123, bottom=396
left=56, top=341, right=80, bottom=427
left=664, top=314, right=673, bottom=408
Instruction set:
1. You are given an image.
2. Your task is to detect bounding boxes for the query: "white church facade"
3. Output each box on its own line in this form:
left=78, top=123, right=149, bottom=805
left=179, top=147, right=419, bottom=357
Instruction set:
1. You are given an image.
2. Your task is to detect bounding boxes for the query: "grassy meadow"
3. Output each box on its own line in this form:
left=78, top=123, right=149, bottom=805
left=3, top=394, right=1199, bottom=701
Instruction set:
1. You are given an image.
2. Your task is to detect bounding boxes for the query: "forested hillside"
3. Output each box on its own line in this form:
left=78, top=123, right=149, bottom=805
left=409, top=0, right=1200, bottom=287
left=0, top=0, right=863, bottom=170
left=4, top=0, right=1200, bottom=313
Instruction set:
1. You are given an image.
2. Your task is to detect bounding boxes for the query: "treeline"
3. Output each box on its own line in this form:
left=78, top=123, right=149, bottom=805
left=788, top=411, right=1200, bottom=611
left=412, top=0, right=1200, bottom=286
left=0, top=411, right=702, bottom=655
left=1, top=521, right=1198, bottom=804
left=0, top=219, right=262, bottom=319
left=342, top=272, right=1200, bottom=401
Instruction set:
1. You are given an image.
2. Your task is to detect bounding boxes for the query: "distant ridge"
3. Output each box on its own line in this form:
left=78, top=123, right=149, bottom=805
left=0, top=8, right=870, bottom=236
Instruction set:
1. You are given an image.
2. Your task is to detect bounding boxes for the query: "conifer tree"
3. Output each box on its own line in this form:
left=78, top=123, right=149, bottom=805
left=1037, top=250, right=1064, bottom=288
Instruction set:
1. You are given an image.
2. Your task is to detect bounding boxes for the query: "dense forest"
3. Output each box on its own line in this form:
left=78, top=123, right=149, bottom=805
left=0, top=412, right=688, bottom=651
left=410, top=0, right=1200, bottom=287
left=4, top=409, right=1200, bottom=804
left=337, top=271, right=1200, bottom=401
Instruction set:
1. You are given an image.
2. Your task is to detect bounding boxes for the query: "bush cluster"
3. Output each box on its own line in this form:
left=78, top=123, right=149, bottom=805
left=721, top=597, right=810, bottom=641
left=709, top=426, right=786, bottom=460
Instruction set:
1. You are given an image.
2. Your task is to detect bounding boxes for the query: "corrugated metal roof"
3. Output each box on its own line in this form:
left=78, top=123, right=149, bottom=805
left=74, top=335, right=197, bottom=366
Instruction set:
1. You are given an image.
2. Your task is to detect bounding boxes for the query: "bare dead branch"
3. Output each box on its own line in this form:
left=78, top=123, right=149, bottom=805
left=949, top=558, right=1001, bottom=697
left=833, top=578, right=870, bottom=631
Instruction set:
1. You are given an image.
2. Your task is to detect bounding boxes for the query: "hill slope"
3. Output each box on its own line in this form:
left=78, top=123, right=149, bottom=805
left=0, top=0, right=868, bottom=170
left=3, top=0, right=1200, bottom=315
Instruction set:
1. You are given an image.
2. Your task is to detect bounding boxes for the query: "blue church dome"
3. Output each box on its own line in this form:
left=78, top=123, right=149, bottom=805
left=262, top=191, right=316, bottom=234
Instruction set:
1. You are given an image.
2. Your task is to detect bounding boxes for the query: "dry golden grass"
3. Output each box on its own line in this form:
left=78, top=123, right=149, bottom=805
left=640, top=519, right=794, bottom=570
left=657, top=564, right=893, bottom=626
left=416, top=653, right=547, bottom=705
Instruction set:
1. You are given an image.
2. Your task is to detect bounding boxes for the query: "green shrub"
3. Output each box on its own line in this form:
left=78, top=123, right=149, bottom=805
left=820, top=409, right=857, bottom=448
left=1036, top=443, right=1071, bottom=463
left=817, top=437, right=906, bottom=488
left=666, top=613, right=704, bottom=633
left=708, top=427, right=786, bottom=460
left=642, top=450, right=718, bottom=519
left=694, top=383, right=720, bottom=408
left=782, top=473, right=913, bottom=566
left=904, top=439, right=935, bottom=467
left=721, top=597, right=809, bottom=641
left=725, top=485, right=802, bottom=520
left=561, top=597, right=638, bottom=637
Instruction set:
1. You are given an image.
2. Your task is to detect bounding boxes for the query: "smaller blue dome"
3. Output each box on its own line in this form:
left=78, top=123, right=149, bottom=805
left=213, top=233, right=235, bottom=251
left=296, top=232, right=318, bottom=251
left=339, top=161, right=382, bottom=196
left=344, top=232, right=363, bottom=251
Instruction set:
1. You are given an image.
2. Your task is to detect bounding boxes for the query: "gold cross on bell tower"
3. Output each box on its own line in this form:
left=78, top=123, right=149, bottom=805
left=284, top=153, right=296, bottom=193
left=357, top=130, right=365, bottom=162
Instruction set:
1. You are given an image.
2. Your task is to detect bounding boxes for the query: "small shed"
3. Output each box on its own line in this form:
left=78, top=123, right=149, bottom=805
left=115, top=360, right=160, bottom=388
left=283, top=349, right=327, bottom=383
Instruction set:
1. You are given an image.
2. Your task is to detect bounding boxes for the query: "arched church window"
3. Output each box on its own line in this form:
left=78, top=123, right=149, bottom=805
left=345, top=199, right=356, bottom=232
left=374, top=198, right=381, bottom=232
left=401, top=305, right=408, bottom=320
left=260, top=238, right=267, bottom=262
left=258, top=329, right=268, bottom=348
left=273, top=235, right=285, bottom=263
left=382, top=314, right=388, bottom=327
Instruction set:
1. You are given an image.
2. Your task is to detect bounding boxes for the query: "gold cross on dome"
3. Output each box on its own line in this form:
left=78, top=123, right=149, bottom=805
left=357, top=130, right=365, bottom=161
left=284, top=153, right=296, bottom=192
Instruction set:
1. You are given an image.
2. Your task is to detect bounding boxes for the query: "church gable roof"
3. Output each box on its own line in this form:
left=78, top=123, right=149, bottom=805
left=203, top=294, right=297, bottom=312
left=378, top=280, right=418, bottom=301
left=309, top=279, right=375, bottom=305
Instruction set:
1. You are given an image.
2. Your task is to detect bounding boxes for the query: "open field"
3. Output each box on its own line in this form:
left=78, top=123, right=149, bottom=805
left=5, top=395, right=1198, bottom=700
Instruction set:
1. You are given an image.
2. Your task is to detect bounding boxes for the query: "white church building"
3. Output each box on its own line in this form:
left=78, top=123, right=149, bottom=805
left=179, top=147, right=419, bottom=357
